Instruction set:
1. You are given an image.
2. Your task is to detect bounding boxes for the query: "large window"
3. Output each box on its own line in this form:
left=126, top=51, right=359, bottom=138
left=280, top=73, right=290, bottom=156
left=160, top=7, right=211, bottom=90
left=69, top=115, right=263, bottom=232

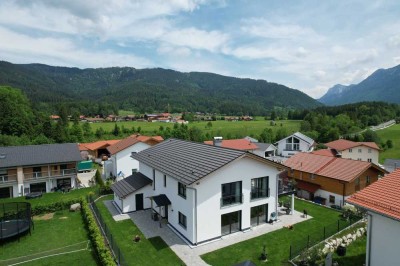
left=221, top=181, right=242, bottom=207
left=178, top=212, right=187, bottom=229
left=329, top=195, right=335, bottom=204
left=178, top=182, right=186, bottom=199
left=285, top=137, right=300, bottom=151
left=251, top=204, right=268, bottom=227
left=221, top=211, right=241, bottom=235
left=164, top=175, right=167, bottom=187
left=251, top=176, right=269, bottom=200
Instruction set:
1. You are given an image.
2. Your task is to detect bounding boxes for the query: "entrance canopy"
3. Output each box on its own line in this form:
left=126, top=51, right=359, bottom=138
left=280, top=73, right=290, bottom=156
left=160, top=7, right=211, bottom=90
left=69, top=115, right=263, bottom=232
left=152, top=194, right=171, bottom=207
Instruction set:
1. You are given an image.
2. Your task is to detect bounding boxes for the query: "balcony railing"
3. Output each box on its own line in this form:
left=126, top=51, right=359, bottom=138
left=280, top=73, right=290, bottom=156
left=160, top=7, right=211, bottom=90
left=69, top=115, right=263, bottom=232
left=285, top=144, right=300, bottom=151
left=250, top=188, right=270, bottom=200
left=24, top=169, right=76, bottom=180
left=220, top=193, right=243, bottom=207
left=0, top=174, right=18, bottom=183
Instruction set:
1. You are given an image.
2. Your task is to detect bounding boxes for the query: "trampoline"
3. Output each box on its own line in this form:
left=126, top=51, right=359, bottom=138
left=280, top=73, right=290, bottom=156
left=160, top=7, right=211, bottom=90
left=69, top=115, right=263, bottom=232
left=0, top=202, right=33, bottom=240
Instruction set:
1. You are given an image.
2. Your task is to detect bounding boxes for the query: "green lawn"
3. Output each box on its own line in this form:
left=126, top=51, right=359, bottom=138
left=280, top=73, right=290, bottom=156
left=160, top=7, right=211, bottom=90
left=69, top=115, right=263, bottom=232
left=0, top=187, right=98, bottom=208
left=376, top=123, right=400, bottom=163
left=332, top=236, right=366, bottom=266
left=85, top=119, right=301, bottom=139
left=95, top=196, right=184, bottom=266
left=201, top=199, right=350, bottom=266
left=0, top=210, right=97, bottom=266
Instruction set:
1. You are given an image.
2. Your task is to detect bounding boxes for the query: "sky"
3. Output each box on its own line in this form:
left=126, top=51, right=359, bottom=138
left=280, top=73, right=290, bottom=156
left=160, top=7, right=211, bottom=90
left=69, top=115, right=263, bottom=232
left=0, top=0, right=399, bottom=99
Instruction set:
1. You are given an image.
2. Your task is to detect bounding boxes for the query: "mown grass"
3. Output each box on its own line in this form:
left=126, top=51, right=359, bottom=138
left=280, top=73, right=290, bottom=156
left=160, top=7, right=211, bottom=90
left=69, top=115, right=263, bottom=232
left=376, top=123, right=400, bottom=163
left=0, top=210, right=97, bottom=266
left=95, top=195, right=184, bottom=266
left=201, top=199, right=349, bottom=266
left=84, top=119, right=301, bottom=139
left=332, top=236, right=366, bottom=266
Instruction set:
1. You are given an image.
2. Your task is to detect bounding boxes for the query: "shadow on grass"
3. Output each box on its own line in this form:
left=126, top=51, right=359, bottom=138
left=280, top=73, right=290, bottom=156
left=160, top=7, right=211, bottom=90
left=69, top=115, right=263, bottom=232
left=334, top=254, right=365, bottom=266
left=148, top=237, right=169, bottom=251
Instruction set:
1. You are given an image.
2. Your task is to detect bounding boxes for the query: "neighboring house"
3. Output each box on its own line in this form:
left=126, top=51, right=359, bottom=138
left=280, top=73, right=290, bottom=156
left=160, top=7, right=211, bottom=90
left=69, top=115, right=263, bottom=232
left=346, top=169, right=400, bottom=266
left=0, top=143, right=82, bottom=198
left=284, top=152, right=386, bottom=207
left=79, top=140, right=120, bottom=159
left=275, top=132, right=315, bottom=158
left=253, top=143, right=278, bottom=158
left=111, top=139, right=287, bottom=245
left=383, top=158, right=400, bottom=173
left=324, top=139, right=380, bottom=164
left=107, top=134, right=163, bottom=179
left=204, top=138, right=259, bottom=152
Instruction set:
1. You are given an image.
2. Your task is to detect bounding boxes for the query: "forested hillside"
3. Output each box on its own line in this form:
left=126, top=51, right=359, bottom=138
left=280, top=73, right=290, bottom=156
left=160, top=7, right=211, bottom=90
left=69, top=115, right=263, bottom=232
left=0, top=61, right=321, bottom=116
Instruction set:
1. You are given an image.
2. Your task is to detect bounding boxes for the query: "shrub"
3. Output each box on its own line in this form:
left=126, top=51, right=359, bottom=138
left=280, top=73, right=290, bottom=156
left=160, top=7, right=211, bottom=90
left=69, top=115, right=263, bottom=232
left=31, top=198, right=81, bottom=216
left=95, top=169, right=105, bottom=187
left=80, top=197, right=116, bottom=266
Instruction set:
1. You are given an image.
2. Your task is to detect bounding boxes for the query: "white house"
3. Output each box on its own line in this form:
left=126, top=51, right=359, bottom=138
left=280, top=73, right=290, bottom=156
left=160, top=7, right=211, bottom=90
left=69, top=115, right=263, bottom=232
left=325, top=139, right=380, bottom=164
left=347, top=169, right=400, bottom=266
left=275, top=132, right=315, bottom=158
left=107, top=135, right=163, bottom=179
left=111, top=138, right=287, bottom=245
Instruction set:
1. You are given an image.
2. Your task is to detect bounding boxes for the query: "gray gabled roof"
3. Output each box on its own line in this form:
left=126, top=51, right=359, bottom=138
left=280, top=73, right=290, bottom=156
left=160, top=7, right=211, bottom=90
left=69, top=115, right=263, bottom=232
left=276, top=132, right=315, bottom=145
left=0, top=143, right=82, bottom=168
left=132, top=138, right=285, bottom=185
left=112, top=172, right=152, bottom=198
left=254, top=142, right=276, bottom=151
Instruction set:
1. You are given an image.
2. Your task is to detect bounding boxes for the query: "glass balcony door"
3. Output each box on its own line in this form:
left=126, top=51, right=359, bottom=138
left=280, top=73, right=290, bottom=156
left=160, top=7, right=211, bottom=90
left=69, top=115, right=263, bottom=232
left=251, top=204, right=268, bottom=227
left=221, top=211, right=241, bottom=235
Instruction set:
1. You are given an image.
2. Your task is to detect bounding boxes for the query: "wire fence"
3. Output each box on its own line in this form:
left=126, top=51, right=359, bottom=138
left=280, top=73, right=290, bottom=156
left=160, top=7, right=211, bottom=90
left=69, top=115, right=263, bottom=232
left=289, top=217, right=360, bottom=260
left=89, top=196, right=128, bottom=266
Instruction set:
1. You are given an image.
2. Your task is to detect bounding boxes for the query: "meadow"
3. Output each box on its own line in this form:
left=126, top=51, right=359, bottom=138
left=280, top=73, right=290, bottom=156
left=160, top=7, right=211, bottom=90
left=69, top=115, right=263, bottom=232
left=376, top=123, right=400, bottom=163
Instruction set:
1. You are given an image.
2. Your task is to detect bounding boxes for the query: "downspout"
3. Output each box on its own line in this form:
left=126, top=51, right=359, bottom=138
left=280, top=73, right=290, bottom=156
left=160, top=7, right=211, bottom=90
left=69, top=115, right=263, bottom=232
left=187, top=187, right=197, bottom=245
left=366, top=213, right=372, bottom=266
left=276, top=174, right=279, bottom=218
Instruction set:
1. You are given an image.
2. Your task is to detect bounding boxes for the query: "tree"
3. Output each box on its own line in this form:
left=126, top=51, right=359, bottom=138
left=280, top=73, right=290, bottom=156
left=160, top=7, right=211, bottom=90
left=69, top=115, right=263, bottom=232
left=386, top=139, right=393, bottom=149
left=112, top=123, right=120, bottom=136
left=0, top=86, right=34, bottom=136
left=275, top=128, right=287, bottom=142
left=270, top=111, right=276, bottom=121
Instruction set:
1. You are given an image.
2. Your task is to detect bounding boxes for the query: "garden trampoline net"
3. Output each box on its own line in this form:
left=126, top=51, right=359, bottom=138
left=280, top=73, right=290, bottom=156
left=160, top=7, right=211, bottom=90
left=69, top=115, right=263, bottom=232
left=0, top=202, right=32, bottom=240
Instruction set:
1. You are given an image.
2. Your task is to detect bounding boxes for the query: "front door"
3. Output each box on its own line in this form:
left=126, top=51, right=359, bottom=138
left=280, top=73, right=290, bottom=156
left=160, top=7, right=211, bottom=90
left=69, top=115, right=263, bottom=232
left=135, top=193, right=143, bottom=211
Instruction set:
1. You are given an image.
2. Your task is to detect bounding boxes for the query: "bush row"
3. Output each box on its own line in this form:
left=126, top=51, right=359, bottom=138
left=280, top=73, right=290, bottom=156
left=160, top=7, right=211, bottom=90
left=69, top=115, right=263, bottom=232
left=80, top=197, right=116, bottom=266
left=31, top=198, right=81, bottom=216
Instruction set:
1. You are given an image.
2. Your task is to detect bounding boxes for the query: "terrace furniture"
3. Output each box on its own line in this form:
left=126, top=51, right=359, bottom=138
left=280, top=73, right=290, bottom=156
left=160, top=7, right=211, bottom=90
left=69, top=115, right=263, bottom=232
left=25, top=192, right=42, bottom=199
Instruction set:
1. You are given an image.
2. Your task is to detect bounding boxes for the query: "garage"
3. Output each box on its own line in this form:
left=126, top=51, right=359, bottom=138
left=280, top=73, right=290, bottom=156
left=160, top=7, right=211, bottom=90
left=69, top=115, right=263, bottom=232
left=0, top=186, right=12, bottom=198
left=30, top=182, right=47, bottom=193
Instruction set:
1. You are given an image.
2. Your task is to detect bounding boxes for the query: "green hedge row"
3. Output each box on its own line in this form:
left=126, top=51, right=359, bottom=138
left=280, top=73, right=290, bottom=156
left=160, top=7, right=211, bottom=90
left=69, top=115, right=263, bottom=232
left=31, top=199, right=80, bottom=216
left=81, top=197, right=116, bottom=266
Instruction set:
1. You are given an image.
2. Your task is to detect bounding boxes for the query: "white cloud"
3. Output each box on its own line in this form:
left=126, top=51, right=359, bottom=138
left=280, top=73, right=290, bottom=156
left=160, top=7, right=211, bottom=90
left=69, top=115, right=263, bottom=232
left=388, top=34, right=400, bottom=47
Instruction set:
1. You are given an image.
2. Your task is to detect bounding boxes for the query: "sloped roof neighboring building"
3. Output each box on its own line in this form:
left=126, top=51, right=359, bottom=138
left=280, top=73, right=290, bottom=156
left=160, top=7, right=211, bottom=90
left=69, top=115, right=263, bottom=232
left=284, top=152, right=385, bottom=182
left=111, top=172, right=152, bottom=198
left=107, top=135, right=163, bottom=155
left=325, top=139, right=380, bottom=151
left=347, top=169, right=400, bottom=221
left=203, top=139, right=258, bottom=151
left=277, top=132, right=315, bottom=145
left=311, top=149, right=336, bottom=157
left=254, top=143, right=277, bottom=151
left=0, top=143, right=82, bottom=168
left=133, top=138, right=286, bottom=185
left=79, top=140, right=120, bottom=151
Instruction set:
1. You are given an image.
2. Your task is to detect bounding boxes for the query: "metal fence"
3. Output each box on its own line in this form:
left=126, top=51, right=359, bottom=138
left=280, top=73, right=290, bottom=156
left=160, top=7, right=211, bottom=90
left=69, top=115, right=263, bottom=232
left=289, top=217, right=359, bottom=260
left=89, top=196, right=128, bottom=266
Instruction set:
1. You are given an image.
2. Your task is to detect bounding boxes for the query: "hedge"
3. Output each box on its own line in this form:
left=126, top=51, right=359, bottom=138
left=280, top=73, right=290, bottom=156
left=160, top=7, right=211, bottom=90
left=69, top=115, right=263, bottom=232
left=80, top=197, right=116, bottom=266
left=31, top=199, right=81, bottom=216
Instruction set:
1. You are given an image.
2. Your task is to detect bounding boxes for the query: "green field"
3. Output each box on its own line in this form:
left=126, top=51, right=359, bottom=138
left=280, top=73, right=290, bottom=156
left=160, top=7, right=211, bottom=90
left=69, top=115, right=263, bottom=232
left=0, top=210, right=97, bottom=266
left=85, top=119, right=301, bottom=139
left=376, top=123, right=400, bottom=163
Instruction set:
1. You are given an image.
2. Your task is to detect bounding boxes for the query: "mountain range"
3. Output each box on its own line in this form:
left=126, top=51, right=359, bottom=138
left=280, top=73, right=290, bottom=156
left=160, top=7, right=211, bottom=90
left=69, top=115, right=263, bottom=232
left=319, top=64, right=400, bottom=105
left=0, top=61, right=321, bottom=115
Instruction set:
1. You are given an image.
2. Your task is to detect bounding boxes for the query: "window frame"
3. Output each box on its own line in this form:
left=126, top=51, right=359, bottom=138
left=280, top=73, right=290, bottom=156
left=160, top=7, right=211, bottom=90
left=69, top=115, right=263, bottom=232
left=178, top=182, right=186, bottom=199
left=250, top=176, right=269, bottom=200
left=163, top=175, right=167, bottom=187
left=178, top=211, right=187, bottom=229
left=329, top=195, right=335, bottom=204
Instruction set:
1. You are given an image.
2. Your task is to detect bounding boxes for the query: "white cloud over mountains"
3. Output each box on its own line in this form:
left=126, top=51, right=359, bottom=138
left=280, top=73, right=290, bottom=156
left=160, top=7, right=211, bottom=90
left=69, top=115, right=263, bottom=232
left=0, top=0, right=399, bottom=98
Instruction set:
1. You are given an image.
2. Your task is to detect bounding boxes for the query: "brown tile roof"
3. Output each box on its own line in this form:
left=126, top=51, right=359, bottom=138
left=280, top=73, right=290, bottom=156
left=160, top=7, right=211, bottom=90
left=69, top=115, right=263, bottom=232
left=311, top=149, right=336, bottom=157
left=204, top=139, right=258, bottom=151
left=79, top=140, right=120, bottom=151
left=107, top=135, right=163, bottom=155
left=284, top=152, right=383, bottom=182
left=325, top=139, right=380, bottom=151
left=347, top=169, right=400, bottom=221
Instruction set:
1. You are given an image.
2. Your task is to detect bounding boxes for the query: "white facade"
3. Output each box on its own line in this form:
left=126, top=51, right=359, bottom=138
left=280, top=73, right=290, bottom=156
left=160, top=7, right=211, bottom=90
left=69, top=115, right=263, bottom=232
left=115, top=156, right=282, bottom=245
left=275, top=132, right=314, bottom=158
left=367, top=212, right=400, bottom=266
left=339, top=146, right=379, bottom=164
left=110, top=142, right=151, bottom=178
left=113, top=184, right=152, bottom=213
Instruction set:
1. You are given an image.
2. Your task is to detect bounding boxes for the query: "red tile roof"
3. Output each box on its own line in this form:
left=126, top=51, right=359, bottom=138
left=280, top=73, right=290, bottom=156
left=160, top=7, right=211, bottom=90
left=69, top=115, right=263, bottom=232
left=79, top=140, right=120, bottom=151
left=107, top=135, right=163, bottom=155
left=347, top=169, right=400, bottom=221
left=325, top=139, right=380, bottom=151
left=311, top=149, right=336, bottom=157
left=204, top=139, right=258, bottom=151
left=284, top=152, right=383, bottom=182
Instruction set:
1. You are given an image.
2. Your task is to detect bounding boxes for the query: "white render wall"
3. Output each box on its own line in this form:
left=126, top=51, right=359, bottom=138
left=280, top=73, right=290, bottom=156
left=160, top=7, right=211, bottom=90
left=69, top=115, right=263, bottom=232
left=340, top=146, right=379, bottom=164
left=195, top=157, right=279, bottom=243
left=116, top=185, right=153, bottom=213
left=276, top=138, right=312, bottom=157
left=368, top=213, right=400, bottom=266
left=314, top=189, right=348, bottom=207
left=111, top=142, right=151, bottom=178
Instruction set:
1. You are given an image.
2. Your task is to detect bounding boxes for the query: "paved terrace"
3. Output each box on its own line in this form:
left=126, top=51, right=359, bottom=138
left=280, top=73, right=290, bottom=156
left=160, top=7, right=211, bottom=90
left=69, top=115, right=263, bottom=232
left=104, top=201, right=311, bottom=266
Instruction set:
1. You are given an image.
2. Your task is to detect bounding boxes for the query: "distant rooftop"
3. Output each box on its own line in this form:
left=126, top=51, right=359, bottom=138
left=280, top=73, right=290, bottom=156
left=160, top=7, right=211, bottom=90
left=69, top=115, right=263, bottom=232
left=204, top=139, right=259, bottom=151
left=325, top=139, right=380, bottom=151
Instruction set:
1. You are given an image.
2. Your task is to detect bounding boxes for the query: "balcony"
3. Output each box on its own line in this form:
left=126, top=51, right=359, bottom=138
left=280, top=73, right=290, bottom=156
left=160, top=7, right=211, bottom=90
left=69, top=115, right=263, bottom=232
left=250, top=188, right=270, bottom=200
left=284, top=144, right=300, bottom=151
left=0, top=174, right=18, bottom=184
left=24, top=169, right=76, bottom=181
left=220, top=194, right=243, bottom=207
left=51, top=169, right=77, bottom=176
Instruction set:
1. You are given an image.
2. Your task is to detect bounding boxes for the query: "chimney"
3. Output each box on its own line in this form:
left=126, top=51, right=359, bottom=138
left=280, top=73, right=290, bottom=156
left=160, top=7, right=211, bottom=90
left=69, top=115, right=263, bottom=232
left=213, top=137, right=223, bottom=147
